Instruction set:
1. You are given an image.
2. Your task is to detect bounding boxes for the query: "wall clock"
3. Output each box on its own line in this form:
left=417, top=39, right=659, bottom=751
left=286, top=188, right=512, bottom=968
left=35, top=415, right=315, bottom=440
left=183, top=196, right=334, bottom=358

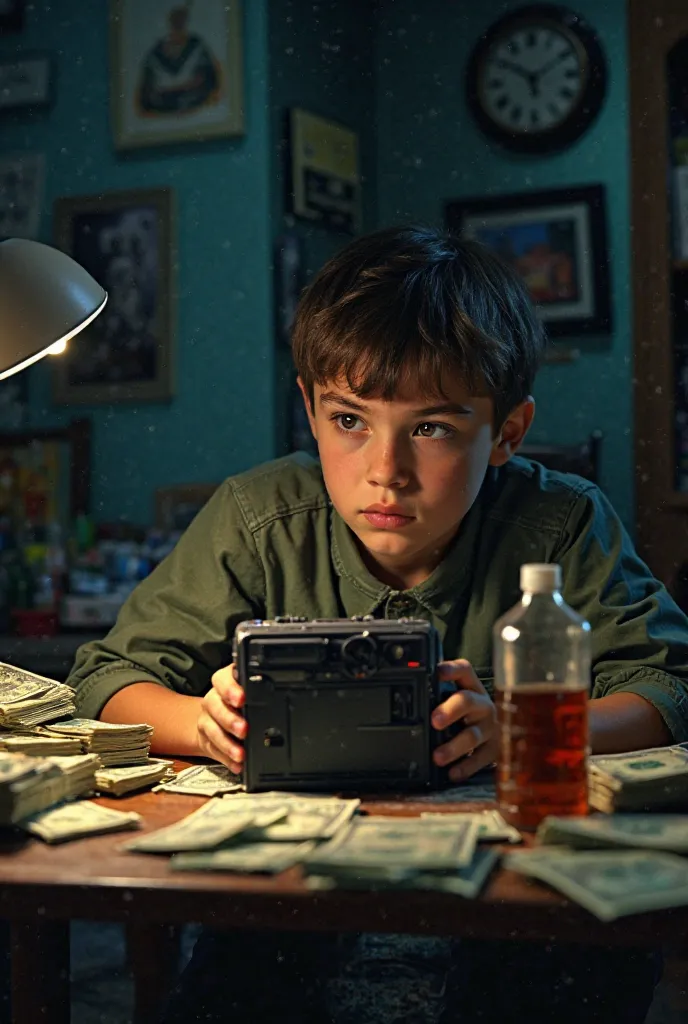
left=466, top=4, right=607, bottom=154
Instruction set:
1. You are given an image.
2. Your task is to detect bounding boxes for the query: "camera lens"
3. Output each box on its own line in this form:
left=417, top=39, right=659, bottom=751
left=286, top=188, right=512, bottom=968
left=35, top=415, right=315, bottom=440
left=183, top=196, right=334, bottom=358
left=341, top=634, right=378, bottom=677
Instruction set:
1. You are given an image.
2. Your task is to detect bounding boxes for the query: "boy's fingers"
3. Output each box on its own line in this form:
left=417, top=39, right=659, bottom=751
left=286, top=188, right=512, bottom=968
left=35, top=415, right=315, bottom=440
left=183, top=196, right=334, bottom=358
left=448, top=744, right=496, bottom=782
left=199, top=713, right=244, bottom=766
left=206, top=690, right=247, bottom=739
left=432, top=690, right=479, bottom=728
left=202, top=735, right=243, bottom=776
left=437, top=659, right=487, bottom=694
left=211, top=666, right=245, bottom=708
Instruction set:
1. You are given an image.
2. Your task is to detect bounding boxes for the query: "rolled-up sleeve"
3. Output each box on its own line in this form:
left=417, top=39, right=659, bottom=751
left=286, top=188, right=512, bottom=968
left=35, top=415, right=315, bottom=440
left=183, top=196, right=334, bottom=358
left=554, top=485, right=688, bottom=742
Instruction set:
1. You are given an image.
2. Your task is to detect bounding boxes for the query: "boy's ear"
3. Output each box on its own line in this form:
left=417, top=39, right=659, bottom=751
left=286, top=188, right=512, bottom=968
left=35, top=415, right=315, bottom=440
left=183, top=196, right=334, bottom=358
left=489, top=397, right=535, bottom=467
left=296, top=377, right=318, bottom=440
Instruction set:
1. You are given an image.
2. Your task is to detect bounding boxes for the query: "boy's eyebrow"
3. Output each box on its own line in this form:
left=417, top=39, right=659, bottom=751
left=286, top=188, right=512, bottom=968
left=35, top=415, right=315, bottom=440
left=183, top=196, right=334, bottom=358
left=319, top=392, right=473, bottom=416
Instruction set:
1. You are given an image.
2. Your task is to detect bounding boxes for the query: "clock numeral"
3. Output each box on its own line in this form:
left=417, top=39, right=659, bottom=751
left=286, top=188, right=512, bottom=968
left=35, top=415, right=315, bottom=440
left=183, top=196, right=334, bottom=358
left=510, top=105, right=523, bottom=123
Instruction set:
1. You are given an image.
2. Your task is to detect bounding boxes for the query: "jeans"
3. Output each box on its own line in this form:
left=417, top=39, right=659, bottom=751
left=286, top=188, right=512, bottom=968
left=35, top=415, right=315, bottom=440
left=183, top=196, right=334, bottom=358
left=158, top=927, right=662, bottom=1024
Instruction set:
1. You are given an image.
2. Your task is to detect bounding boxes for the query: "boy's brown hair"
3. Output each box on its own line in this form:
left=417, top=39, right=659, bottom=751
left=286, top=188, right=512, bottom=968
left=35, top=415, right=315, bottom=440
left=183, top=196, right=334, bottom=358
left=291, top=225, right=547, bottom=431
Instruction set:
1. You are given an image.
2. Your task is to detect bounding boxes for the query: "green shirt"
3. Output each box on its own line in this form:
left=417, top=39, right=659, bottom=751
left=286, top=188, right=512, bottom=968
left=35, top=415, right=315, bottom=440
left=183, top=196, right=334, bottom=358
left=68, top=452, right=688, bottom=742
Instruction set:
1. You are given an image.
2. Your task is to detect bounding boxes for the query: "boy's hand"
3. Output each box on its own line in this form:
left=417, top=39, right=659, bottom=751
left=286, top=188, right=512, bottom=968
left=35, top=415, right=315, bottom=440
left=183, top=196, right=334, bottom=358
left=431, top=659, right=498, bottom=781
left=196, top=664, right=246, bottom=774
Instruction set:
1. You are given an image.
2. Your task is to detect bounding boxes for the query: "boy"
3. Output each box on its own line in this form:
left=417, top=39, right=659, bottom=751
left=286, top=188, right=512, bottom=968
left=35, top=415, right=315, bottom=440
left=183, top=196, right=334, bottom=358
left=68, top=226, right=683, bottom=1022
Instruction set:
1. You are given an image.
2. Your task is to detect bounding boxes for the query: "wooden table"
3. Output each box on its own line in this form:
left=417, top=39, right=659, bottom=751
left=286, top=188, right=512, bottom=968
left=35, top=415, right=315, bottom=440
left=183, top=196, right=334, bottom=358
left=1, top=773, right=686, bottom=1024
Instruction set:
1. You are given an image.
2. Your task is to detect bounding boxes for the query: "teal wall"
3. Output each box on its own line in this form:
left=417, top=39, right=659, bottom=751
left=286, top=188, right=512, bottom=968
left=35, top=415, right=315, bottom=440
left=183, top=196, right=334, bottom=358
left=376, top=0, right=633, bottom=527
left=0, top=0, right=274, bottom=525
left=268, top=0, right=377, bottom=455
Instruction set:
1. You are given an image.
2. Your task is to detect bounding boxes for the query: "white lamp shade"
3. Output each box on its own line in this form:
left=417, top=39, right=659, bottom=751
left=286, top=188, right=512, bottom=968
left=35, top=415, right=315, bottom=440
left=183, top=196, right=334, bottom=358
left=0, top=237, right=107, bottom=380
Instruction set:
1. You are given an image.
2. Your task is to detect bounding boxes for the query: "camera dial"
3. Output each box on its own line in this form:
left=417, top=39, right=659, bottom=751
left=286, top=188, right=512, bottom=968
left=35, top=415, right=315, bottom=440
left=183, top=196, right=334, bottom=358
left=341, top=633, right=379, bottom=677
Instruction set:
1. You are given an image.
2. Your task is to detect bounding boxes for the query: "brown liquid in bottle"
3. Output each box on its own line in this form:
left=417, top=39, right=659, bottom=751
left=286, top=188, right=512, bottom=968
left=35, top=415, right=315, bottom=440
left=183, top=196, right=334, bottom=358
left=496, top=684, right=588, bottom=831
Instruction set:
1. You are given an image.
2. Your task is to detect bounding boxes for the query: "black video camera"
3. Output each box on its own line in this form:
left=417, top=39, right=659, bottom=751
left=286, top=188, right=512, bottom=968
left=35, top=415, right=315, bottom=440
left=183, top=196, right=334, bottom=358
left=233, top=616, right=454, bottom=793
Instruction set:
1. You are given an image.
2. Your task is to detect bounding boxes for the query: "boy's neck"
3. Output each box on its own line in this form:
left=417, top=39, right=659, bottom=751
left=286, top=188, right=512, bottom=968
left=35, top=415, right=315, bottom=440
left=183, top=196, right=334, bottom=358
left=355, top=534, right=455, bottom=592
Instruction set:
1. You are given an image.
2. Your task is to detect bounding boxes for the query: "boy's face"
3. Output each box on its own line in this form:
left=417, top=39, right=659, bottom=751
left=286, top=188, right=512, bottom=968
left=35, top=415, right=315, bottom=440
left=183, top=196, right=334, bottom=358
left=298, top=372, right=534, bottom=590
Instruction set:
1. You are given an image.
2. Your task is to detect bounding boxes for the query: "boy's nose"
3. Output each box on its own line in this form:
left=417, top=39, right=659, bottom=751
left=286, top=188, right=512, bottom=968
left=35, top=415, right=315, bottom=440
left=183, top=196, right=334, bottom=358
left=366, top=441, right=411, bottom=488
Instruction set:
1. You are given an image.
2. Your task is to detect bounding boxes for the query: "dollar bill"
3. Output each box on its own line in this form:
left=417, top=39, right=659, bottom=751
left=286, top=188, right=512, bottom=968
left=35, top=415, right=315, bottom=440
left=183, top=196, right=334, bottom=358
left=589, top=743, right=688, bottom=812
left=305, top=815, right=479, bottom=874
left=222, top=793, right=360, bottom=841
left=421, top=809, right=521, bottom=844
left=537, top=814, right=688, bottom=853
left=123, top=798, right=287, bottom=853
left=0, top=734, right=82, bottom=756
left=507, top=848, right=688, bottom=921
left=95, top=759, right=174, bottom=796
left=171, top=841, right=316, bottom=875
left=0, top=664, right=75, bottom=726
left=153, top=764, right=244, bottom=796
left=23, top=799, right=142, bottom=843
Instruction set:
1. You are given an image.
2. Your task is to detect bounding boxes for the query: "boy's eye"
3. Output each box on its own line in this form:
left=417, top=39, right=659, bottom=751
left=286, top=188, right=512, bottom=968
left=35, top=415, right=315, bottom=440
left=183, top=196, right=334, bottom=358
left=334, top=413, right=365, bottom=432
left=415, top=422, right=453, bottom=439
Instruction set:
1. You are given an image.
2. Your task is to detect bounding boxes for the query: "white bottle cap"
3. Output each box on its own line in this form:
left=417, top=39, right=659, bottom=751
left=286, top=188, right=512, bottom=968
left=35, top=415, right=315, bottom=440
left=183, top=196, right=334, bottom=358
left=520, top=563, right=562, bottom=593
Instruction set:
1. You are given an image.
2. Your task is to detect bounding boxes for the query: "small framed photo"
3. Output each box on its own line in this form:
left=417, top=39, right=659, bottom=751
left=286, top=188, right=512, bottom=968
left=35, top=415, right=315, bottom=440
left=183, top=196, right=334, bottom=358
left=0, top=0, right=25, bottom=33
left=52, top=187, right=176, bottom=405
left=0, top=53, right=52, bottom=110
left=446, top=184, right=611, bottom=336
left=288, top=108, right=361, bottom=234
left=0, top=151, right=44, bottom=239
left=109, top=0, right=244, bottom=150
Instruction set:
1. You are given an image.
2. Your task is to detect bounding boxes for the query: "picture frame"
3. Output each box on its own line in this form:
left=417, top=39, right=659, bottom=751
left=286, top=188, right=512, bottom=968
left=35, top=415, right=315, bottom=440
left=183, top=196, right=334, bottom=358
left=0, top=151, right=44, bottom=239
left=445, top=184, right=612, bottom=337
left=287, top=107, right=361, bottom=234
left=52, top=187, right=176, bottom=405
left=109, top=0, right=244, bottom=150
left=0, top=0, right=25, bottom=33
left=0, top=52, right=52, bottom=110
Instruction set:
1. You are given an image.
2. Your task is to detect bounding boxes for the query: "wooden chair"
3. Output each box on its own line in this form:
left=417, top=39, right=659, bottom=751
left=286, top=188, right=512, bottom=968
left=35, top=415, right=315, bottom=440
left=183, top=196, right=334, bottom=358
left=518, top=430, right=603, bottom=485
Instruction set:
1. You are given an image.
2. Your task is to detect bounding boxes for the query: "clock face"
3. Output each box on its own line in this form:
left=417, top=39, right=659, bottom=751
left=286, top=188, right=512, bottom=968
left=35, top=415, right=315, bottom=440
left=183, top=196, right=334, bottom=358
left=467, top=6, right=607, bottom=153
left=478, top=24, right=588, bottom=135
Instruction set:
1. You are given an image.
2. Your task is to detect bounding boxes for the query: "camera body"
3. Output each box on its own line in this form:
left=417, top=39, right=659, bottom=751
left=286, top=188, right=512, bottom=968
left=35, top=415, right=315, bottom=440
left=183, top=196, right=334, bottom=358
left=233, top=615, right=452, bottom=793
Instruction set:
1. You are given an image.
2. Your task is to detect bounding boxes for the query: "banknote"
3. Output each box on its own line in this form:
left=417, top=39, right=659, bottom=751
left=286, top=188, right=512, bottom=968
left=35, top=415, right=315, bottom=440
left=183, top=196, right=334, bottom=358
left=589, top=743, right=688, bottom=812
left=95, top=759, right=174, bottom=796
left=171, top=841, right=316, bottom=875
left=123, top=798, right=287, bottom=853
left=24, top=800, right=142, bottom=843
left=537, top=814, right=688, bottom=853
left=507, top=848, right=688, bottom=921
left=421, top=809, right=521, bottom=843
left=153, top=764, right=244, bottom=796
left=0, top=663, right=75, bottom=726
left=222, top=793, right=360, bottom=841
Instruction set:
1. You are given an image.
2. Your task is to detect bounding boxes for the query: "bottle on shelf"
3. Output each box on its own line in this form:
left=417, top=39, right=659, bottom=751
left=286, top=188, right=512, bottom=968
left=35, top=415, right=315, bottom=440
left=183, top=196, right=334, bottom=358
left=493, top=562, right=591, bottom=831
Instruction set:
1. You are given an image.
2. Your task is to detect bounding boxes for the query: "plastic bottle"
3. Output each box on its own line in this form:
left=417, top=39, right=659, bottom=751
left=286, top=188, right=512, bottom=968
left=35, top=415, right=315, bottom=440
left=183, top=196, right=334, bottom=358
left=493, top=562, right=591, bottom=830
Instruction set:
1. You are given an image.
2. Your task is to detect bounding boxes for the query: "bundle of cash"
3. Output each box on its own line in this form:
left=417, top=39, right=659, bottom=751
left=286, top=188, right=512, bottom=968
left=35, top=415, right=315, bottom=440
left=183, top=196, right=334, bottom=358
left=420, top=809, right=521, bottom=844
left=152, top=763, right=243, bottom=796
left=0, top=751, right=99, bottom=825
left=23, top=799, right=142, bottom=843
left=94, top=759, right=174, bottom=796
left=589, top=743, right=688, bottom=812
left=537, top=814, right=688, bottom=853
left=302, top=815, right=480, bottom=889
left=171, top=841, right=317, bottom=875
left=122, top=797, right=288, bottom=854
left=507, top=847, right=688, bottom=921
left=0, top=664, right=75, bottom=727
left=222, top=792, right=361, bottom=841
left=44, top=719, right=153, bottom=766
left=0, top=731, right=82, bottom=756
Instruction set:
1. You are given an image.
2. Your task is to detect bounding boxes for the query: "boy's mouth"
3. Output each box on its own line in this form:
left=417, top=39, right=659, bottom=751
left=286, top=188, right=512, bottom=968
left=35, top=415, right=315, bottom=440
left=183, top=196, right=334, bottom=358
left=361, top=504, right=415, bottom=529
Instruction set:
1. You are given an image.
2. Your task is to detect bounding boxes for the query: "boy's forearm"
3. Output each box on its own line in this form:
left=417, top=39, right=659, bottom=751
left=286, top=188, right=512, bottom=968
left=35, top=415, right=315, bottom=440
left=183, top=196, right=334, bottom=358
left=100, top=682, right=204, bottom=757
left=588, top=692, right=672, bottom=754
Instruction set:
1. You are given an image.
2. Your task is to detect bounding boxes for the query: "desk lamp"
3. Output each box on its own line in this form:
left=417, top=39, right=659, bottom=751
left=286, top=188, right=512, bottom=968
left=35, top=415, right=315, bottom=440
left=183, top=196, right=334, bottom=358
left=0, top=237, right=107, bottom=379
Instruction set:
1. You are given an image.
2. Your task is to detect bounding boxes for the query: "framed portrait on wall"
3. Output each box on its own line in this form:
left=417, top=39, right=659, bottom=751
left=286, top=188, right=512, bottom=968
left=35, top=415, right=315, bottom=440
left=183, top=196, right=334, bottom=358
left=52, top=187, right=176, bottom=405
left=445, top=184, right=612, bottom=337
left=287, top=108, right=361, bottom=234
left=109, top=0, right=244, bottom=149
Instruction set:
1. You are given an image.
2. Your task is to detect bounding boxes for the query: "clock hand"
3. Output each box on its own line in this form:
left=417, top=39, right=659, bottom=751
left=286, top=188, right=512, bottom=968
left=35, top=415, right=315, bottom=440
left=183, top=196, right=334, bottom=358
left=534, top=50, right=573, bottom=78
left=494, top=57, right=534, bottom=81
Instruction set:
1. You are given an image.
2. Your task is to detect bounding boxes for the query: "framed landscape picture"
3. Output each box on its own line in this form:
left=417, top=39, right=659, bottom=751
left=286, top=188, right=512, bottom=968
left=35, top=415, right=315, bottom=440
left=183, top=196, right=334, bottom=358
left=52, top=187, right=175, bottom=405
left=110, top=0, right=244, bottom=149
left=287, top=108, right=361, bottom=234
left=446, top=184, right=611, bottom=336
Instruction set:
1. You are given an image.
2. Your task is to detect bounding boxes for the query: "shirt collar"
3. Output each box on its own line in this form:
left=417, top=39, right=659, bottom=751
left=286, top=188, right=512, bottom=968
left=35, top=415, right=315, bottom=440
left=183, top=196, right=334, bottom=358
left=330, top=486, right=486, bottom=623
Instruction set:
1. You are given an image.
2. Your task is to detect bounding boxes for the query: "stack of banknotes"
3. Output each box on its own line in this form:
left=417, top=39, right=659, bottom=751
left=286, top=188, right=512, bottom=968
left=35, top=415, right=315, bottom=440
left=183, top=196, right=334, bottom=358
left=43, top=719, right=154, bottom=766
left=0, top=751, right=100, bottom=824
left=588, top=743, right=688, bottom=812
left=0, top=663, right=75, bottom=728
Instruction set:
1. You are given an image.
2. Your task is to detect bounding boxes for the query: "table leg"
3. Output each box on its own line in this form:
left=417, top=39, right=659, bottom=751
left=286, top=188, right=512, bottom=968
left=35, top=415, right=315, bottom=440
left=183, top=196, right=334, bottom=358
left=11, top=919, right=70, bottom=1024
left=126, top=922, right=180, bottom=1024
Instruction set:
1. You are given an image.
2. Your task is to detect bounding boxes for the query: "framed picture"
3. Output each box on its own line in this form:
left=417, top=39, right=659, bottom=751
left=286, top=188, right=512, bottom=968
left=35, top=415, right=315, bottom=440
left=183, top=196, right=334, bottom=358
left=52, top=187, right=176, bottom=405
left=445, top=185, right=612, bottom=336
left=287, top=108, right=361, bottom=233
left=0, top=53, right=52, bottom=110
left=0, top=152, right=44, bottom=239
left=0, top=0, right=25, bottom=32
left=109, top=0, right=244, bottom=149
